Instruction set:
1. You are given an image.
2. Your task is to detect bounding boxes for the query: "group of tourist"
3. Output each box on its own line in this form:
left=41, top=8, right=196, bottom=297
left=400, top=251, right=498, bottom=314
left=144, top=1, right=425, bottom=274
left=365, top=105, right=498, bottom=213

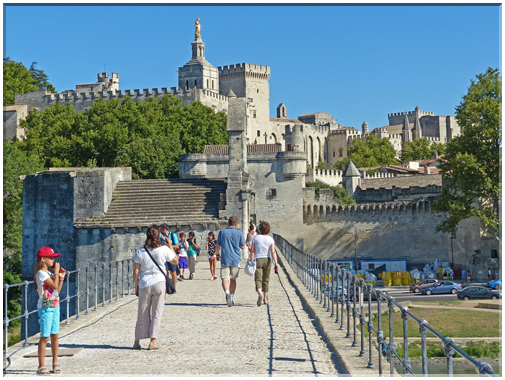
left=132, top=216, right=278, bottom=350
left=32, top=215, right=279, bottom=372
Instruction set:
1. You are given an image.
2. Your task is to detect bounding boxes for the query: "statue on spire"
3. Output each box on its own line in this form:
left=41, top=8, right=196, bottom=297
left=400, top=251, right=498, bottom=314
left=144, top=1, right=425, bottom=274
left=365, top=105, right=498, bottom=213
left=195, top=18, right=202, bottom=40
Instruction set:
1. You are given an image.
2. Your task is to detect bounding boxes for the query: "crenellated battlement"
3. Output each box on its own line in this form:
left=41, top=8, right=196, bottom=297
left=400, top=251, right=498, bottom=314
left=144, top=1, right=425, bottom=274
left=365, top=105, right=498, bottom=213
left=388, top=110, right=434, bottom=118
left=362, top=172, right=396, bottom=180
left=41, top=86, right=200, bottom=104
left=218, top=62, right=270, bottom=75
left=303, top=194, right=438, bottom=223
left=305, top=169, right=344, bottom=187
left=329, top=127, right=359, bottom=136
left=425, top=136, right=441, bottom=142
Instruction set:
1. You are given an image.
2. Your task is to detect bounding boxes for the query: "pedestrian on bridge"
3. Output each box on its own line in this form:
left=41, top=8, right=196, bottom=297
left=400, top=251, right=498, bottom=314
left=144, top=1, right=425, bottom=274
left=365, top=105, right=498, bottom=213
left=160, top=224, right=180, bottom=288
left=250, top=221, right=278, bottom=306
left=133, top=225, right=178, bottom=350
left=34, top=247, right=66, bottom=375
left=187, top=231, right=199, bottom=279
left=215, top=216, right=246, bottom=307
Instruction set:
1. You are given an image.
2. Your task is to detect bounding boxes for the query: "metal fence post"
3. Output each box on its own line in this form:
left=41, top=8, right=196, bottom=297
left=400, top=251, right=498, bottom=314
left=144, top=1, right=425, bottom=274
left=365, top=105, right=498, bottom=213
left=323, top=260, right=327, bottom=309
left=388, top=297, right=395, bottom=376
left=346, top=272, right=351, bottom=338
left=121, top=260, right=125, bottom=298
left=76, top=269, right=81, bottom=320
left=4, top=285, right=10, bottom=362
left=22, top=281, right=30, bottom=347
left=94, top=265, right=98, bottom=311
left=359, top=280, right=366, bottom=356
left=339, top=270, right=345, bottom=330
left=367, top=285, right=375, bottom=369
left=419, top=319, right=430, bottom=376
left=377, top=295, right=383, bottom=375
left=335, top=266, right=340, bottom=323
left=401, top=307, right=411, bottom=374
left=65, top=274, right=70, bottom=325
left=443, top=336, right=455, bottom=376
left=85, top=267, right=90, bottom=315
left=115, top=261, right=119, bottom=301
left=330, top=264, right=335, bottom=317
left=109, top=263, right=113, bottom=304
left=102, top=264, right=106, bottom=307
left=352, top=276, right=358, bottom=347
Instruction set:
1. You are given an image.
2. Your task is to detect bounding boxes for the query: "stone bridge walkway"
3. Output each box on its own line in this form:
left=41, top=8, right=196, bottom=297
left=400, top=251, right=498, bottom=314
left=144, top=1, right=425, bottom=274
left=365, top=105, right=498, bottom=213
left=4, top=253, right=351, bottom=377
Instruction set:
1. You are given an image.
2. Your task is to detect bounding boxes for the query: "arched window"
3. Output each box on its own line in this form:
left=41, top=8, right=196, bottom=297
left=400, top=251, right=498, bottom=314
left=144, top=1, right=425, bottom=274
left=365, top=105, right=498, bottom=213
left=333, top=151, right=335, bottom=158
left=207, top=79, right=209, bottom=88
left=339, top=148, right=343, bottom=157
left=185, top=80, right=189, bottom=88
left=194, top=79, right=198, bottom=87
left=212, top=80, right=214, bottom=89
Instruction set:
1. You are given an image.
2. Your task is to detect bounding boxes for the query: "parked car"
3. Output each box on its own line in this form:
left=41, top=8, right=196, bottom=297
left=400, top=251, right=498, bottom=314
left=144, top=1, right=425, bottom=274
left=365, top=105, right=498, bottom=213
left=421, top=281, right=462, bottom=295
left=409, top=278, right=439, bottom=293
left=324, top=285, right=347, bottom=300
left=487, top=278, right=502, bottom=290
left=457, top=286, right=502, bottom=300
left=349, top=289, right=388, bottom=301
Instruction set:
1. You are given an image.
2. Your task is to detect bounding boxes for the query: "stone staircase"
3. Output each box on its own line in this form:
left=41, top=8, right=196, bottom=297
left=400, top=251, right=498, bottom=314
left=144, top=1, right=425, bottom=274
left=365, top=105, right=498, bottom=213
left=77, top=178, right=227, bottom=228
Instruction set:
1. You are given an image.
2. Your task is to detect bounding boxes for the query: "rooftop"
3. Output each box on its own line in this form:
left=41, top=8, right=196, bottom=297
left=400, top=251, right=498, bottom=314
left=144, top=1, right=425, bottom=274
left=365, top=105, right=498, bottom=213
left=360, top=174, right=442, bottom=190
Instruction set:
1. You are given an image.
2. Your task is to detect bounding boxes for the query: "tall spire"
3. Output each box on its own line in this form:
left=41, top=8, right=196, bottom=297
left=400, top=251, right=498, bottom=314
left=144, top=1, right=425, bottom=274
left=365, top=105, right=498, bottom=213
left=402, top=111, right=411, bottom=142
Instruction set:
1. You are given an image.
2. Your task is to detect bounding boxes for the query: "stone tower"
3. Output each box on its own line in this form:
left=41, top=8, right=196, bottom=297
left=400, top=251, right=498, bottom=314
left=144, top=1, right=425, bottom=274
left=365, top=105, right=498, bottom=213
left=285, top=124, right=304, bottom=152
left=402, top=112, right=412, bottom=142
left=218, top=63, right=271, bottom=145
left=413, top=105, right=423, bottom=140
left=362, top=121, right=369, bottom=135
left=178, top=26, right=219, bottom=93
left=225, top=90, right=249, bottom=242
left=342, top=161, right=361, bottom=198
left=277, top=103, right=287, bottom=118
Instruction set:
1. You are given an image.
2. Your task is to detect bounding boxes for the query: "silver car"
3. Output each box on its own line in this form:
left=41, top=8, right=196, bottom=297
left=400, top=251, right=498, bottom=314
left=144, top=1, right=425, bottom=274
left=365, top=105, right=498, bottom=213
left=421, top=280, right=462, bottom=295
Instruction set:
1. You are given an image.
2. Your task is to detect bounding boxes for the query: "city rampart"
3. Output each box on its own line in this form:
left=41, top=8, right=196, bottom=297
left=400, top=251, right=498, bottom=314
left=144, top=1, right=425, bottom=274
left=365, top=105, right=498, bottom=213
left=305, top=169, right=343, bottom=187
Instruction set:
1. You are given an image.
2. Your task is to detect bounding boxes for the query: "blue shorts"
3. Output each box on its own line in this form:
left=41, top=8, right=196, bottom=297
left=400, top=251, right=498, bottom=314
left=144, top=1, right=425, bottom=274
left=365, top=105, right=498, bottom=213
left=178, top=256, right=188, bottom=270
left=38, top=306, right=60, bottom=337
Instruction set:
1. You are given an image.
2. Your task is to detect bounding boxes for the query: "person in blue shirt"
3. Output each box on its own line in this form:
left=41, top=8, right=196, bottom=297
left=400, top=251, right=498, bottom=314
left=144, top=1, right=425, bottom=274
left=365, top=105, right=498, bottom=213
left=215, top=216, right=246, bottom=307
left=160, top=224, right=180, bottom=288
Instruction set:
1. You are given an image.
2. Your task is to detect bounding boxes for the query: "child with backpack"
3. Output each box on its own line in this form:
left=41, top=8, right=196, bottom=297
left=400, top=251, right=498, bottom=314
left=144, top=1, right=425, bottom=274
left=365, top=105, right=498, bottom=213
left=178, top=232, right=189, bottom=280
left=34, top=247, right=66, bottom=375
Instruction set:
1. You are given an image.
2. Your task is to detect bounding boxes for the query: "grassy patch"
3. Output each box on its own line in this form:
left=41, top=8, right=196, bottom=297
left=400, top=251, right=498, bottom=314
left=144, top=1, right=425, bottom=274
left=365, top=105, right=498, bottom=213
left=371, top=308, right=501, bottom=338
left=393, top=341, right=502, bottom=359
left=3, top=325, right=21, bottom=347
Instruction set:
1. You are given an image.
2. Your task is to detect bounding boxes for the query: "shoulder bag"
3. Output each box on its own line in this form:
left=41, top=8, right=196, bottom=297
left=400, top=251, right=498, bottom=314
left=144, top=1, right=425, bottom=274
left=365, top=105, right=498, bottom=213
left=244, top=257, right=256, bottom=276
left=144, top=246, right=176, bottom=294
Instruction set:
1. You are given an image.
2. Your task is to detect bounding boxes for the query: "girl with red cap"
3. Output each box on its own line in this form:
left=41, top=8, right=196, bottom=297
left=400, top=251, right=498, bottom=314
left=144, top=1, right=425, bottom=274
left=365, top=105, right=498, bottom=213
left=33, top=247, right=66, bottom=375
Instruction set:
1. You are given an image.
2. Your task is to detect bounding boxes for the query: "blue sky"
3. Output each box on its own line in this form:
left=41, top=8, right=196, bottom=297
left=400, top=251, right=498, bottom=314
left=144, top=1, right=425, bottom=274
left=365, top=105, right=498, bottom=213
left=3, top=4, right=501, bottom=130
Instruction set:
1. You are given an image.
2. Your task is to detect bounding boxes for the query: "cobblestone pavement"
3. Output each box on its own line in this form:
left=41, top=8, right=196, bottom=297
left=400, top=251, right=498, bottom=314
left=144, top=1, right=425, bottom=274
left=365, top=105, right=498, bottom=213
left=4, top=257, right=346, bottom=377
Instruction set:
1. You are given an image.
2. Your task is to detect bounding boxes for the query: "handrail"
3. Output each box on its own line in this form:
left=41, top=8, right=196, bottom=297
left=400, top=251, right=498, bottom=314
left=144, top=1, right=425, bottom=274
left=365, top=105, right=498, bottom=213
left=3, top=258, right=135, bottom=369
left=273, top=234, right=498, bottom=377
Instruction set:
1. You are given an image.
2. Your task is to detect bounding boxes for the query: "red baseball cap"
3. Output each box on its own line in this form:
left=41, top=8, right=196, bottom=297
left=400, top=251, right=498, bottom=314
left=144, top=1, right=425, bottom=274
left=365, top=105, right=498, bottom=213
left=36, top=247, right=61, bottom=259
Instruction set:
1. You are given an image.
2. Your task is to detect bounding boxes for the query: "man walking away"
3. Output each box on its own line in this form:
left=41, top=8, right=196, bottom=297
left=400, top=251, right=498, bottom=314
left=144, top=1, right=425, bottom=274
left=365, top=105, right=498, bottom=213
left=215, top=216, right=246, bottom=307
left=160, top=224, right=180, bottom=287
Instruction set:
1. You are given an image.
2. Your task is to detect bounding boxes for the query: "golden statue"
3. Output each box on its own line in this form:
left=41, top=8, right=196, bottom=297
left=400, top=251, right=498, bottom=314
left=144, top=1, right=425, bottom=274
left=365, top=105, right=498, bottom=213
left=195, top=18, right=201, bottom=40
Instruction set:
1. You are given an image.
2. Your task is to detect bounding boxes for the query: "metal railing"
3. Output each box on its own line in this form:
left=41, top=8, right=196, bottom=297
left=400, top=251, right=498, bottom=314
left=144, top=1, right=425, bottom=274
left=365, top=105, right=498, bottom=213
left=3, top=259, right=135, bottom=368
left=273, top=234, right=498, bottom=377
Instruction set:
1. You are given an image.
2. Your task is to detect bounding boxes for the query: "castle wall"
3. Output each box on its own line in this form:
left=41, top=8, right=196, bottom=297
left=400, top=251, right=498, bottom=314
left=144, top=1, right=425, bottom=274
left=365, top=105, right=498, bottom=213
left=3, top=105, right=28, bottom=141
left=306, top=169, right=343, bottom=187
left=388, top=110, right=434, bottom=126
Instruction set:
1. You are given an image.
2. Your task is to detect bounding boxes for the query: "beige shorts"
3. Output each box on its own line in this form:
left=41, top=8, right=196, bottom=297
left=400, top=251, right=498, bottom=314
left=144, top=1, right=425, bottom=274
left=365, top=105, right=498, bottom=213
left=221, top=265, right=240, bottom=281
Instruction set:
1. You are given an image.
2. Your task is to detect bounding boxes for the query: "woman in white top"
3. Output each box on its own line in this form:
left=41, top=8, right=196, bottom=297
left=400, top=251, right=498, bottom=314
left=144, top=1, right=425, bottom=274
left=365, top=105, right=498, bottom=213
left=250, top=221, right=278, bottom=306
left=133, top=225, right=178, bottom=350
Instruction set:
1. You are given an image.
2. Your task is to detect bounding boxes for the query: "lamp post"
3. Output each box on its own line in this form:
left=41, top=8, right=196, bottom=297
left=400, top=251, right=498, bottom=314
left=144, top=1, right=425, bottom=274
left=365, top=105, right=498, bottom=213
left=354, top=226, right=358, bottom=271
left=450, top=231, right=456, bottom=267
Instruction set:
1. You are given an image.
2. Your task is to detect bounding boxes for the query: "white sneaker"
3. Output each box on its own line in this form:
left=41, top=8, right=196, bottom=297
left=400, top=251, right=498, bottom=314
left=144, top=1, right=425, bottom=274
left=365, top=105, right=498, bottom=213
left=226, top=293, right=233, bottom=307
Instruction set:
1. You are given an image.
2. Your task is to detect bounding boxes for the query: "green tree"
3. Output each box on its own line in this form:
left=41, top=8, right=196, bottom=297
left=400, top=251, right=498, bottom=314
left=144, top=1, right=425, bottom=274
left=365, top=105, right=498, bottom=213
left=29, top=62, right=56, bottom=92
left=316, top=160, right=333, bottom=170
left=305, top=182, right=356, bottom=205
left=400, top=138, right=446, bottom=162
left=3, top=58, right=38, bottom=105
left=3, top=140, right=44, bottom=327
left=3, top=139, right=44, bottom=255
left=19, top=95, right=228, bottom=179
left=433, top=68, right=501, bottom=242
left=348, top=134, right=398, bottom=168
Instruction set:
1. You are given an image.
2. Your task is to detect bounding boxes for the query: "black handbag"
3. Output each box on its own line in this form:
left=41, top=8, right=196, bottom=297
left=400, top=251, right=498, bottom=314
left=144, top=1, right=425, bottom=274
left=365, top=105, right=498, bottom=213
left=144, top=246, right=176, bottom=294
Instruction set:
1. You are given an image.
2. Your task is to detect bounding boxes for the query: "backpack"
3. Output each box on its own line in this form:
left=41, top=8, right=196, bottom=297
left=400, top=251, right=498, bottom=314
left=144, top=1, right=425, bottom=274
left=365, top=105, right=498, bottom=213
left=170, top=231, right=181, bottom=255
